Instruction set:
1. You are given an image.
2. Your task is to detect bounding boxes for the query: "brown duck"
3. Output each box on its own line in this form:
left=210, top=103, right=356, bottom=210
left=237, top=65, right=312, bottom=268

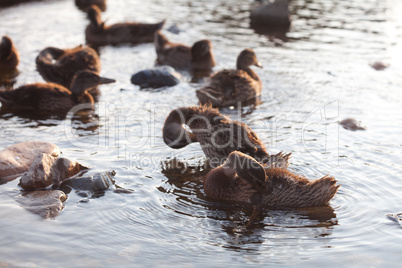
left=36, top=45, right=101, bottom=89
left=196, top=48, right=262, bottom=108
left=163, top=105, right=290, bottom=168
left=0, top=70, right=115, bottom=114
left=85, top=5, right=165, bottom=46
left=154, top=30, right=215, bottom=73
left=0, top=36, right=19, bottom=72
left=204, top=151, right=339, bottom=207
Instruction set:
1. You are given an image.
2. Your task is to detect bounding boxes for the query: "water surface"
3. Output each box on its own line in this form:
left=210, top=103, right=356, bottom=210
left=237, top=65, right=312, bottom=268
left=1, top=0, right=402, bottom=267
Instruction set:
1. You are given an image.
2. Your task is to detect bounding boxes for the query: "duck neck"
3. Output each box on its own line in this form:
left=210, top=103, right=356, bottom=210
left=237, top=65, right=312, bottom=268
left=237, top=65, right=260, bottom=81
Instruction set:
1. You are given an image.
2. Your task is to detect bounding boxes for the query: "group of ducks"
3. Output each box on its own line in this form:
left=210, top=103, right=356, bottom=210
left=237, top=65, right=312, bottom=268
left=0, top=0, right=339, bottom=225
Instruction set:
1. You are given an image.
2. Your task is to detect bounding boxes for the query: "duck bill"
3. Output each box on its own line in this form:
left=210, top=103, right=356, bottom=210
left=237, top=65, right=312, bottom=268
left=99, top=76, right=116, bottom=85
left=255, top=62, right=263, bottom=68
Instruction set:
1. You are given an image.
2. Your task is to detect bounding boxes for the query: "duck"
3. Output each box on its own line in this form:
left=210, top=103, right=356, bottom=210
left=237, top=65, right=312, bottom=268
left=0, top=70, right=115, bottom=114
left=0, top=36, right=19, bottom=72
left=154, top=30, right=216, bottom=73
left=203, top=151, right=339, bottom=225
left=85, top=5, right=165, bottom=46
left=196, top=48, right=262, bottom=108
left=75, top=0, right=106, bottom=12
left=250, top=0, right=291, bottom=30
left=36, top=45, right=101, bottom=89
left=162, top=105, right=291, bottom=168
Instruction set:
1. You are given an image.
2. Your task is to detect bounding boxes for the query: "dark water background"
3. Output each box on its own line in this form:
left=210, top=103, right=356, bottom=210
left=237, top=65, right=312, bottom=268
left=1, top=0, right=402, bottom=266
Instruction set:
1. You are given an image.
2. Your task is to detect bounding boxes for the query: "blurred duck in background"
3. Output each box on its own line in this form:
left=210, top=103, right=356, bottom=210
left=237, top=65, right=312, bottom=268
left=85, top=5, right=165, bottom=46
left=154, top=30, right=215, bottom=76
left=250, top=0, right=291, bottom=31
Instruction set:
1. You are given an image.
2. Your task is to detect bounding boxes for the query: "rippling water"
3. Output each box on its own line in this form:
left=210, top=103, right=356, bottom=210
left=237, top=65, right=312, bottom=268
left=1, top=0, right=402, bottom=266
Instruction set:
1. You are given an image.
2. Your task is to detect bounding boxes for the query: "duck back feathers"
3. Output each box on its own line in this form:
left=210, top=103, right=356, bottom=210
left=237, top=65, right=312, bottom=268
left=85, top=5, right=165, bottom=46
left=204, top=151, right=339, bottom=208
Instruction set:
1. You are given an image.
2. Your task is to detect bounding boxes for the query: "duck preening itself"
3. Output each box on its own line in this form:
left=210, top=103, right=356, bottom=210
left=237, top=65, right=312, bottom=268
left=196, top=48, right=262, bottom=108
left=85, top=5, right=165, bottom=46
left=0, top=70, right=115, bottom=114
left=36, top=45, right=101, bottom=89
left=0, top=36, right=19, bottom=72
left=204, top=151, right=339, bottom=227
left=162, top=105, right=290, bottom=168
left=154, top=30, right=215, bottom=73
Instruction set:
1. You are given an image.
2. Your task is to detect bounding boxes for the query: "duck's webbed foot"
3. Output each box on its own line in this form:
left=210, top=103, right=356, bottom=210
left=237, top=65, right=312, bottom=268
left=245, top=205, right=261, bottom=229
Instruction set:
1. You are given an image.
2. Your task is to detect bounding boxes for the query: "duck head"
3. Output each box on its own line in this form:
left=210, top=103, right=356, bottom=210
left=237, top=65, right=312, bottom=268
left=154, top=30, right=169, bottom=52
left=87, top=4, right=104, bottom=31
left=222, top=151, right=266, bottom=192
left=0, top=36, right=13, bottom=60
left=70, top=70, right=115, bottom=98
left=191, top=39, right=216, bottom=71
left=236, top=48, right=262, bottom=70
left=162, top=108, right=198, bottom=149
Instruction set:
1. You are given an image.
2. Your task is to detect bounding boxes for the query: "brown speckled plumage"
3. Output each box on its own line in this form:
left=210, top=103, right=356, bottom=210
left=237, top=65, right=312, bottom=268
left=163, top=105, right=290, bottom=168
left=36, top=45, right=101, bottom=89
left=0, top=36, right=19, bottom=72
left=85, top=5, right=165, bottom=46
left=196, top=48, right=262, bottom=108
left=204, top=151, right=339, bottom=208
left=0, top=70, right=115, bottom=114
left=154, top=30, right=215, bottom=72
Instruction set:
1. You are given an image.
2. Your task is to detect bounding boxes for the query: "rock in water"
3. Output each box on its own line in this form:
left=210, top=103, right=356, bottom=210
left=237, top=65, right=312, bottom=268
left=60, top=170, right=116, bottom=198
left=0, top=141, right=60, bottom=184
left=339, top=118, right=366, bottom=131
left=19, top=154, right=88, bottom=190
left=369, top=61, right=389, bottom=71
left=15, top=190, right=67, bottom=219
left=131, top=66, right=181, bottom=89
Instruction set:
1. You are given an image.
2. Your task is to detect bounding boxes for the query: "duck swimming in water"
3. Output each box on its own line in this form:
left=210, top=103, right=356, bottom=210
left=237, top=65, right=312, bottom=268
left=204, top=151, right=339, bottom=226
left=85, top=5, right=165, bottom=46
left=162, top=105, right=290, bottom=168
left=0, top=70, right=115, bottom=114
left=36, top=45, right=101, bottom=89
left=154, top=30, right=215, bottom=73
left=0, top=36, right=19, bottom=72
left=196, top=48, right=262, bottom=108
